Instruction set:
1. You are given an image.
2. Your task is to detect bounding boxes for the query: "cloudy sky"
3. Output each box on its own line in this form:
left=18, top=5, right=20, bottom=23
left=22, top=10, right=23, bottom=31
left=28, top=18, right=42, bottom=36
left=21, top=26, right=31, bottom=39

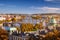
left=0, top=0, right=60, bottom=14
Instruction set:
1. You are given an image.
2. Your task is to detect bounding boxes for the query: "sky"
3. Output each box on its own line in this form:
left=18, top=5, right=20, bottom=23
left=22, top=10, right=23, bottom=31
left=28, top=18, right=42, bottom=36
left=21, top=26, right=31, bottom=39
left=0, top=0, right=60, bottom=14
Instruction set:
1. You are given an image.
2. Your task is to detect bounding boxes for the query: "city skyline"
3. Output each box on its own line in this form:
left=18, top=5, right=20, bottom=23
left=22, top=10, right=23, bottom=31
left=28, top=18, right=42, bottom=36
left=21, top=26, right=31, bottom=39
left=0, top=0, right=60, bottom=14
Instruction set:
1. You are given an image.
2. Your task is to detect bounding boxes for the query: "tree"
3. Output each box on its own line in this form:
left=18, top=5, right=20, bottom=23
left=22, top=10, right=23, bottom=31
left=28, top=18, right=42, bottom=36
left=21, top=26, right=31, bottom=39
left=20, top=23, right=34, bottom=32
left=20, top=23, right=26, bottom=32
left=0, top=28, right=8, bottom=40
left=16, top=27, right=21, bottom=32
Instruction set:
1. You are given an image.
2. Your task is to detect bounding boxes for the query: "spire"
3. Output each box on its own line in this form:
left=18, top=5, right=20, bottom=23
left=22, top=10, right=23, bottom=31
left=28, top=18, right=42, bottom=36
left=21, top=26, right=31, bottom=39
left=49, top=16, right=57, bottom=26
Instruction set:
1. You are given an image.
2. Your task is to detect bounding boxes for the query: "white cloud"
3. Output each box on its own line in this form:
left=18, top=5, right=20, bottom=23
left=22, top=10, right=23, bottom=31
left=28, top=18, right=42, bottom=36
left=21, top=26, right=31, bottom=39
left=44, top=0, right=53, bottom=1
left=44, top=0, right=60, bottom=3
left=41, top=7, right=60, bottom=13
left=40, top=7, right=60, bottom=10
left=30, top=6, right=60, bottom=13
left=30, top=6, right=60, bottom=10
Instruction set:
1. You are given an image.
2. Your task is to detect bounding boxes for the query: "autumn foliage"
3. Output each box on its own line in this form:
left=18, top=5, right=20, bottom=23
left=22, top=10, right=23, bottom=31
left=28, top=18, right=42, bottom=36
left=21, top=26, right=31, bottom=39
left=20, top=23, right=43, bottom=32
left=0, top=29, right=8, bottom=40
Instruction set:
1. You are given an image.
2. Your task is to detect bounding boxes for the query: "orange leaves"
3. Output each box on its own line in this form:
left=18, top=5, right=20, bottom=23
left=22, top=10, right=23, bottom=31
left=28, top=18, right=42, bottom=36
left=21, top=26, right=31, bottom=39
left=21, top=23, right=34, bottom=32
left=20, top=23, right=43, bottom=32
left=0, top=29, right=8, bottom=40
